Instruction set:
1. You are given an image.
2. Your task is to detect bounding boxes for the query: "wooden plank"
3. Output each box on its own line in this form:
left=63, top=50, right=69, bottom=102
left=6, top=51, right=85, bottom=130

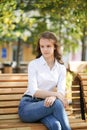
left=70, top=122, right=87, bottom=129
left=72, top=87, right=80, bottom=91
left=0, top=114, right=19, bottom=120
left=82, top=85, right=87, bottom=91
left=84, top=91, right=87, bottom=96
left=0, top=128, right=31, bottom=130
left=0, top=108, right=18, bottom=114
left=0, top=94, right=23, bottom=101
left=0, top=101, right=19, bottom=107
left=72, top=104, right=80, bottom=108
left=0, top=82, right=27, bottom=88
left=72, top=92, right=80, bottom=97
left=0, top=122, right=47, bottom=130
left=84, top=97, right=87, bottom=102
left=0, top=74, right=28, bottom=82
left=72, top=96, right=80, bottom=99
left=0, top=88, right=26, bottom=94
left=0, top=75, right=28, bottom=81
left=72, top=111, right=81, bottom=114
left=69, top=118, right=85, bottom=123
left=81, top=81, right=87, bottom=85
left=78, top=73, right=87, bottom=80
left=75, top=129, right=87, bottom=130
left=72, top=98, right=80, bottom=101
left=0, top=126, right=47, bottom=130
left=0, top=119, right=21, bottom=123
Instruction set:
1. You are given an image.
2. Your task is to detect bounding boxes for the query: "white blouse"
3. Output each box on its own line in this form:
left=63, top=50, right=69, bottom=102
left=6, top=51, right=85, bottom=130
left=25, top=56, right=66, bottom=96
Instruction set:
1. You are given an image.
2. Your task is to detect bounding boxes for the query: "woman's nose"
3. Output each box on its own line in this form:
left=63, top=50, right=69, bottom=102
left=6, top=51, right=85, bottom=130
left=44, top=47, right=47, bottom=51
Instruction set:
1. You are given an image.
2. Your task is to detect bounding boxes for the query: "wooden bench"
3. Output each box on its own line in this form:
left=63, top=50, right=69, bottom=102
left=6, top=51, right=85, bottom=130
left=76, top=73, right=87, bottom=120
left=72, top=73, right=87, bottom=120
left=68, top=61, right=87, bottom=73
left=72, top=76, right=85, bottom=119
left=0, top=73, right=87, bottom=130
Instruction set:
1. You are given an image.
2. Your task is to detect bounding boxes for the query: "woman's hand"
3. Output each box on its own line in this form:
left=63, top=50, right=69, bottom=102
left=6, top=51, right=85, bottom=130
left=44, top=96, right=56, bottom=107
left=57, top=93, right=68, bottom=108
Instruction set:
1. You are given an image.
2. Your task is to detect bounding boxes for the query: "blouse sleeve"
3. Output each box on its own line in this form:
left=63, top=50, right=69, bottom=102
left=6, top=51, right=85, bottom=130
left=27, top=61, right=39, bottom=97
left=57, top=65, right=66, bottom=96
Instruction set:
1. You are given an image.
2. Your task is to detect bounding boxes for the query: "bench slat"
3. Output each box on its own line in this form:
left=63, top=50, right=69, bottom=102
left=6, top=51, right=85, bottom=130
left=72, top=92, right=80, bottom=97
left=81, top=85, right=87, bottom=91
left=81, top=81, right=87, bottom=85
left=0, top=82, right=27, bottom=88
left=0, top=127, right=32, bottom=130
left=72, top=86, right=80, bottom=91
left=0, top=114, right=19, bottom=120
left=0, top=94, right=23, bottom=101
left=84, top=92, right=87, bottom=96
left=0, top=108, right=18, bottom=114
left=0, top=74, right=28, bottom=81
left=0, top=88, right=26, bottom=94
left=0, top=101, right=19, bottom=107
left=0, top=124, right=47, bottom=130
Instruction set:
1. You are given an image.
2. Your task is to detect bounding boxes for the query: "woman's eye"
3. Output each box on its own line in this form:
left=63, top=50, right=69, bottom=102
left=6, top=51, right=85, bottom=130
left=40, top=46, right=44, bottom=48
left=47, top=45, right=51, bottom=48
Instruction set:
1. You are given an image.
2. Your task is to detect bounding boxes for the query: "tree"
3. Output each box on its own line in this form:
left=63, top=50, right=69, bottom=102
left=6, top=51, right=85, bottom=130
left=0, top=0, right=36, bottom=72
left=19, top=0, right=87, bottom=59
left=33, top=0, right=87, bottom=60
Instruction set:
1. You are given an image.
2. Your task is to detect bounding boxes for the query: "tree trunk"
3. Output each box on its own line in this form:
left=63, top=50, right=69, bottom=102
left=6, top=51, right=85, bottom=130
left=81, top=27, right=87, bottom=61
left=16, top=38, right=21, bottom=73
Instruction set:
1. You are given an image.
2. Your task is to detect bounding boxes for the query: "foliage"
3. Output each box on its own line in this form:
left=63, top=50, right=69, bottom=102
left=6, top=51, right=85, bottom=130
left=0, top=0, right=35, bottom=43
left=33, top=0, right=87, bottom=53
left=66, top=70, right=73, bottom=89
left=0, top=0, right=87, bottom=62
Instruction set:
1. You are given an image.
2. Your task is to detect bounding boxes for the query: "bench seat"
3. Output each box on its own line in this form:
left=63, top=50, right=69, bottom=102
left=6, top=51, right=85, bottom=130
left=0, top=118, right=87, bottom=130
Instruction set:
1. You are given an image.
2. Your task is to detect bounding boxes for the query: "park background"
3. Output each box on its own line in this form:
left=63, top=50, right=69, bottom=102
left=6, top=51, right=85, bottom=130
left=0, top=0, right=87, bottom=102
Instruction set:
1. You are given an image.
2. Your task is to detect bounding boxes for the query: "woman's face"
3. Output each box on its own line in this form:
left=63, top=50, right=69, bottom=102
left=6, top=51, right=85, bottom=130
left=39, top=38, right=55, bottom=59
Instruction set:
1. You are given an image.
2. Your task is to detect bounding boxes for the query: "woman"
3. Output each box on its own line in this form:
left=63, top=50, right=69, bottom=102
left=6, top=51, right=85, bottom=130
left=18, top=31, right=71, bottom=130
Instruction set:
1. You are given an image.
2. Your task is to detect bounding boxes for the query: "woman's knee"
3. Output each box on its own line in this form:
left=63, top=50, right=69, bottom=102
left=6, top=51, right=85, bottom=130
left=53, top=99, right=64, bottom=109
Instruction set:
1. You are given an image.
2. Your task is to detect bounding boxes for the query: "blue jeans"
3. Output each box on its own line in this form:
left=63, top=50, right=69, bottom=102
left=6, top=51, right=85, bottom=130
left=18, top=95, right=71, bottom=130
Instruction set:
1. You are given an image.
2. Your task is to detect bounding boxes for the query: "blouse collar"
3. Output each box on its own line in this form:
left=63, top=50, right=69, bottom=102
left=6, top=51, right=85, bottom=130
left=39, top=55, right=58, bottom=67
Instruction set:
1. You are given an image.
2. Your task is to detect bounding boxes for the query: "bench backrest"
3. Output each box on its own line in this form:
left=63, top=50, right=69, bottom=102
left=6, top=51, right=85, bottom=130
left=0, top=73, right=85, bottom=122
left=77, top=73, right=87, bottom=120
left=72, top=80, right=81, bottom=115
left=72, top=73, right=87, bottom=120
left=0, top=74, right=28, bottom=121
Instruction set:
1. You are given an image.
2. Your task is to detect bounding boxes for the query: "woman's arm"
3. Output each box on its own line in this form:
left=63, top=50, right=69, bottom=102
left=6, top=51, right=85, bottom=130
left=34, top=89, right=58, bottom=99
left=34, top=89, right=68, bottom=107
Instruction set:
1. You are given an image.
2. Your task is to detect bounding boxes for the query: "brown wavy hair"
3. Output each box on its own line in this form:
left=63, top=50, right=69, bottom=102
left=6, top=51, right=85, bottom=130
left=36, top=31, right=64, bottom=64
